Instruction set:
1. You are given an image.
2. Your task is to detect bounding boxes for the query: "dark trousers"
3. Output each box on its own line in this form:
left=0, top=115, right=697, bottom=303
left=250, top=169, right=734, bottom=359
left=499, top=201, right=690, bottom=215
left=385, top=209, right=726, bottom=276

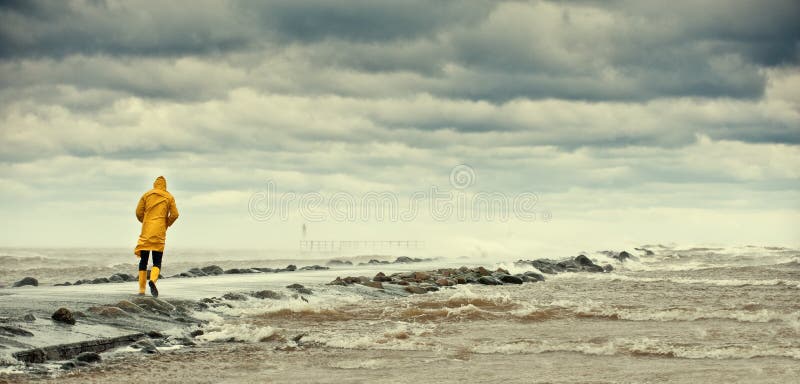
left=138, top=250, right=163, bottom=271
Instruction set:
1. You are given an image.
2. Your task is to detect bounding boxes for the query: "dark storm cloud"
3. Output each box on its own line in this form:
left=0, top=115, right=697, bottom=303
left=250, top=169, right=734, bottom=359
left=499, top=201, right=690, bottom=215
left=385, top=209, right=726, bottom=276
left=1, top=0, right=797, bottom=103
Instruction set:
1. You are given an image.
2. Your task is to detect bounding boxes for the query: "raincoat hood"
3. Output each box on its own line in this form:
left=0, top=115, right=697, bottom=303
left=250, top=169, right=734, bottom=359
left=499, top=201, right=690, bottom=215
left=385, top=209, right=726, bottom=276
left=153, top=176, right=167, bottom=191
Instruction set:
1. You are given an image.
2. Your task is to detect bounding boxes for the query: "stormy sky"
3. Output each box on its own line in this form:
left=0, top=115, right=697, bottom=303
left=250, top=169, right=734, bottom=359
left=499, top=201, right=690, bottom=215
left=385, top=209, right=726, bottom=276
left=1, top=0, right=798, bottom=255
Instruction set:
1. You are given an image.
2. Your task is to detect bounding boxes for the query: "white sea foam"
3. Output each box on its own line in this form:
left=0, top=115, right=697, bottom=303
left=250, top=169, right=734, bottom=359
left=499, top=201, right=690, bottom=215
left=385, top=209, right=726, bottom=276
left=558, top=272, right=800, bottom=288
left=472, top=338, right=800, bottom=360
left=196, top=323, right=277, bottom=343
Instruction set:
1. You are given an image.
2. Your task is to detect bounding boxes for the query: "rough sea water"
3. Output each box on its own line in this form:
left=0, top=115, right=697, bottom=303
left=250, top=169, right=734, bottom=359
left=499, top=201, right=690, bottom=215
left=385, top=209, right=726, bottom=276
left=1, top=245, right=798, bottom=383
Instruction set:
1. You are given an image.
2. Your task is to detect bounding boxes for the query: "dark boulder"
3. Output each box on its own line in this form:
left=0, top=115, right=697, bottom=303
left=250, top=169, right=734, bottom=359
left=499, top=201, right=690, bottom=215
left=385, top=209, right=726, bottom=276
left=201, top=265, right=224, bottom=275
left=54, top=282, right=72, bottom=286
left=327, top=260, right=353, bottom=266
left=574, top=255, right=605, bottom=272
left=284, top=264, right=297, bottom=271
left=373, top=272, right=392, bottom=282
left=224, top=268, right=256, bottom=274
left=108, top=274, right=124, bottom=283
left=286, top=283, right=313, bottom=295
left=52, top=307, right=75, bottom=325
left=190, top=329, right=205, bottom=338
left=328, top=277, right=348, bottom=286
left=497, top=274, right=524, bottom=284
left=75, top=352, right=101, bottom=364
left=367, top=259, right=390, bottom=265
left=254, top=267, right=275, bottom=273
left=187, top=268, right=207, bottom=277
left=91, top=277, right=110, bottom=284
left=603, top=264, right=614, bottom=272
left=477, top=276, right=502, bottom=285
left=393, top=256, right=417, bottom=263
left=523, top=271, right=545, bottom=282
left=299, top=265, right=328, bottom=271
left=222, top=292, right=248, bottom=301
left=13, top=277, right=38, bottom=288
left=612, top=251, right=634, bottom=261
left=251, top=290, right=284, bottom=300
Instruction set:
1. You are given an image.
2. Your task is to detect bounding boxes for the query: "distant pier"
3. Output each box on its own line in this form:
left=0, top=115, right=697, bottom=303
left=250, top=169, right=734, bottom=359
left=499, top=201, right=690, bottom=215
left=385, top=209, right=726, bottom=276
left=299, top=240, right=425, bottom=253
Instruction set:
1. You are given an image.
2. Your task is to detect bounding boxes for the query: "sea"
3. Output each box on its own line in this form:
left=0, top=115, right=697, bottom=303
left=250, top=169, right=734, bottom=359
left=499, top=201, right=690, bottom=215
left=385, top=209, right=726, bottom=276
left=1, top=244, right=798, bottom=383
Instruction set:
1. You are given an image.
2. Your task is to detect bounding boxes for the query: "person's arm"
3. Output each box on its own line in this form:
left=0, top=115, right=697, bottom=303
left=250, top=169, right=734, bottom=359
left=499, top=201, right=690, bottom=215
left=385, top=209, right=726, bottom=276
left=135, top=195, right=145, bottom=223
left=167, top=197, right=179, bottom=227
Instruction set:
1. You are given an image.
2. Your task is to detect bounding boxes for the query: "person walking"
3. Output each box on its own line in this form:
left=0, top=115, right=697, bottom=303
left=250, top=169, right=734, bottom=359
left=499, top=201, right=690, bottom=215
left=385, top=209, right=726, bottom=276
left=134, top=176, right=179, bottom=297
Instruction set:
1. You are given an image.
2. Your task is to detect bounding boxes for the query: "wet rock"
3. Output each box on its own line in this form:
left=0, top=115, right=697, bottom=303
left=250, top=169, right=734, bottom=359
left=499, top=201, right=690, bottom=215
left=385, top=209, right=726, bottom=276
left=13, top=277, right=38, bottom=288
left=147, top=330, right=165, bottom=339
left=394, top=256, right=415, bottom=263
left=523, top=271, right=545, bottom=282
left=116, top=300, right=145, bottom=313
left=574, top=255, right=605, bottom=272
left=54, top=282, right=72, bottom=286
left=200, top=265, right=224, bottom=276
left=224, top=268, right=256, bottom=274
left=222, top=292, right=248, bottom=301
left=497, top=274, right=524, bottom=284
left=61, top=361, right=77, bottom=370
left=0, top=325, right=34, bottom=337
left=75, top=352, right=101, bottom=364
left=132, top=297, right=175, bottom=312
left=477, top=276, right=502, bottom=285
left=286, top=283, right=313, bottom=295
left=327, top=260, right=353, bottom=266
left=250, top=290, right=284, bottom=300
left=435, top=278, right=454, bottom=287
left=615, top=251, right=637, bottom=261
left=299, top=265, right=329, bottom=271
left=361, top=281, right=384, bottom=289
left=603, top=264, right=614, bottom=272
left=284, top=264, right=297, bottom=272
left=254, top=267, right=275, bottom=273
left=404, top=286, right=428, bottom=294
left=190, top=329, right=205, bottom=338
left=91, top=277, right=110, bottom=284
left=373, top=272, right=392, bottom=282
left=131, top=339, right=158, bottom=354
left=108, top=274, right=125, bottom=283
left=366, top=259, right=390, bottom=265
left=413, top=272, right=431, bottom=281
left=328, top=277, right=347, bottom=286
left=22, top=314, right=36, bottom=322
left=186, top=268, right=207, bottom=277
left=52, top=307, right=76, bottom=325
left=88, top=306, right=129, bottom=318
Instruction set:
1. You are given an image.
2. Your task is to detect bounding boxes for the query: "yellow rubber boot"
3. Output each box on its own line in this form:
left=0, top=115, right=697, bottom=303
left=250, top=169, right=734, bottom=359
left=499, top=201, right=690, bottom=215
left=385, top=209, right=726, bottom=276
left=149, top=267, right=160, bottom=298
left=138, top=271, right=146, bottom=295
left=151, top=266, right=160, bottom=283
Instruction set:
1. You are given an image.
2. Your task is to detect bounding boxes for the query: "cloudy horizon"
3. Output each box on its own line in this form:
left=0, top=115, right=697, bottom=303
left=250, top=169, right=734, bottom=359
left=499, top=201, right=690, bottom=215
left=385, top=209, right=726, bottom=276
left=1, top=0, right=798, bottom=256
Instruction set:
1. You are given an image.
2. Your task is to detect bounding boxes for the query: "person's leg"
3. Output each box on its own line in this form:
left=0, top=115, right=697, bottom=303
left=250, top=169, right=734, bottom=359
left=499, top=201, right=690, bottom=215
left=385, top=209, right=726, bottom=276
left=138, top=250, right=150, bottom=295
left=148, top=250, right=163, bottom=297
left=151, top=251, right=163, bottom=283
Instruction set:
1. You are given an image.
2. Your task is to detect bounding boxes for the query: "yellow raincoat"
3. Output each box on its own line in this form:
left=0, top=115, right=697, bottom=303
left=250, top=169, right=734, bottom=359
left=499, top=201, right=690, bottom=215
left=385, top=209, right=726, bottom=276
left=134, top=176, right=179, bottom=256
